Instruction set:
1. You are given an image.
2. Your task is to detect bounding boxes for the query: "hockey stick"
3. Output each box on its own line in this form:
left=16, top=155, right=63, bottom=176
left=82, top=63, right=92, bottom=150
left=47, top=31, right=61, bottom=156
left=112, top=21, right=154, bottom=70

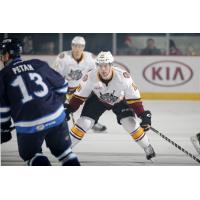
left=66, top=95, right=76, bottom=126
left=70, top=113, right=75, bottom=126
left=150, top=127, right=200, bottom=164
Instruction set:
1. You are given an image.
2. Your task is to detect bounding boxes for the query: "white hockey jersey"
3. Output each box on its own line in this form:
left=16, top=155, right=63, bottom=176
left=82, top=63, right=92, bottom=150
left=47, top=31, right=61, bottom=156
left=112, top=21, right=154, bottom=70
left=74, top=67, right=141, bottom=106
left=53, top=51, right=96, bottom=89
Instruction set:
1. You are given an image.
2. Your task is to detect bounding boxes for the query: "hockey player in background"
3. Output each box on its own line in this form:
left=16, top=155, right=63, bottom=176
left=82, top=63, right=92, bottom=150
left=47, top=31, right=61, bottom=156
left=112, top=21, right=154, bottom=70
left=53, top=36, right=107, bottom=132
left=65, top=51, right=156, bottom=160
left=0, top=38, right=80, bottom=166
left=191, top=133, right=200, bottom=154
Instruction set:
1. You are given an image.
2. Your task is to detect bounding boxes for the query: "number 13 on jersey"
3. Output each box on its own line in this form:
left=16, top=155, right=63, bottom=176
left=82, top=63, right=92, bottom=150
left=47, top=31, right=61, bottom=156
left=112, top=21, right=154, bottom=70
left=11, top=72, right=49, bottom=103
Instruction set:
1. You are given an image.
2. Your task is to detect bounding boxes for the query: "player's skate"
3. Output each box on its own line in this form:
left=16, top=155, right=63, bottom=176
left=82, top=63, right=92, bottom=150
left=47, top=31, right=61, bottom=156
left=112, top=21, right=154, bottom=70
left=144, top=144, right=156, bottom=160
left=92, top=123, right=107, bottom=132
left=191, top=133, right=200, bottom=154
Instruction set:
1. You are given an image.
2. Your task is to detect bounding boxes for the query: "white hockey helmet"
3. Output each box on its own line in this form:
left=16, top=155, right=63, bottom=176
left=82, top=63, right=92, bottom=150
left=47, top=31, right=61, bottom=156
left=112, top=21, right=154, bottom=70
left=96, top=51, right=114, bottom=65
left=71, top=36, right=86, bottom=46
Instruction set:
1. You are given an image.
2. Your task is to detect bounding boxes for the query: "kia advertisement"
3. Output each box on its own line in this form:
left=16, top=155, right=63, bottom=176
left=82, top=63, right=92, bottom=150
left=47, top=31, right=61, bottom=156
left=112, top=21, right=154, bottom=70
left=143, top=60, right=193, bottom=87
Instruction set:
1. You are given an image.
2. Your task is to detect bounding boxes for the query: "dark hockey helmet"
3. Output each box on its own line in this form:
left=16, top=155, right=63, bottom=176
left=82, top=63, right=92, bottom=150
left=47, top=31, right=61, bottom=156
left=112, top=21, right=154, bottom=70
left=0, top=38, right=22, bottom=58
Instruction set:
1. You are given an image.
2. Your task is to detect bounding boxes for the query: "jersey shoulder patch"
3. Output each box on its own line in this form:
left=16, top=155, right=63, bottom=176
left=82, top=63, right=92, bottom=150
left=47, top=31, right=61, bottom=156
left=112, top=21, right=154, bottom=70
left=123, top=72, right=130, bottom=78
left=59, top=52, right=65, bottom=59
left=82, top=74, right=88, bottom=82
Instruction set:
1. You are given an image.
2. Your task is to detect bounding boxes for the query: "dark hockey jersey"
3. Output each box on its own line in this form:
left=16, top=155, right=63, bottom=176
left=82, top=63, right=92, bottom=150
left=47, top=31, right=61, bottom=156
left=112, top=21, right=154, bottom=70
left=0, top=58, right=68, bottom=134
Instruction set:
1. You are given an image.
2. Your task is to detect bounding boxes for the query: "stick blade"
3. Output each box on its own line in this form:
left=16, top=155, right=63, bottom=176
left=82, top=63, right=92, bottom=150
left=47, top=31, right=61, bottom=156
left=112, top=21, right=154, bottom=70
left=191, top=135, right=200, bottom=154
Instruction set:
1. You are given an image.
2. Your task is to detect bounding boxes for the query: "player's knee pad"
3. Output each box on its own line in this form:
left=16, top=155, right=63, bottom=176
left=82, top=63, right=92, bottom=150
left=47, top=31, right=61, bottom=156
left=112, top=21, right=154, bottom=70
left=70, top=116, right=95, bottom=140
left=57, top=147, right=80, bottom=166
left=120, top=116, right=140, bottom=133
left=115, top=105, right=135, bottom=124
left=120, top=116, right=145, bottom=141
left=76, top=116, right=95, bottom=131
left=27, top=153, right=51, bottom=166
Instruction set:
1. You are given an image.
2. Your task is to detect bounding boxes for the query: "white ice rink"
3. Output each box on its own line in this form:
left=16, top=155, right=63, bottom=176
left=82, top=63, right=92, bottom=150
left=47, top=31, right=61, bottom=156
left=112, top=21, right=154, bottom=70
left=1, top=100, right=200, bottom=166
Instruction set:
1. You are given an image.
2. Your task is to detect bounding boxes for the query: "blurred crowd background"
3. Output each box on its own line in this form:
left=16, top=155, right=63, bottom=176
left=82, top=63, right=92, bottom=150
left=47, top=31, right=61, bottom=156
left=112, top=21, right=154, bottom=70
left=1, top=33, right=200, bottom=56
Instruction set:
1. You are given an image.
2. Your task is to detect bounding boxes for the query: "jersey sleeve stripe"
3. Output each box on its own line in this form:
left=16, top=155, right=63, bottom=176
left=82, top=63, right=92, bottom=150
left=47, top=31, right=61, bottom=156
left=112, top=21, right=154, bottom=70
left=126, top=98, right=142, bottom=104
left=55, top=81, right=68, bottom=94
left=0, top=116, right=11, bottom=123
left=68, top=86, right=79, bottom=92
left=0, top=107, right=11, bottom=113
left=56, top=87, right=68, bottom=94
left=73, top=94, right=87, bottom=101
left=53, top=81, right=68, bottom=89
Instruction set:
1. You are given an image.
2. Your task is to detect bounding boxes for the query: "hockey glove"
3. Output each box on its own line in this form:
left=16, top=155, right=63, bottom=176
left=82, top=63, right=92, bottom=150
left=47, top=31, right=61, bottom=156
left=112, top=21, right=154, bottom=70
left=1, top=127, right=14, bottom=144
left=139, top=110, right=151, bottom=131
left=64, top=103, right=74, bottom=121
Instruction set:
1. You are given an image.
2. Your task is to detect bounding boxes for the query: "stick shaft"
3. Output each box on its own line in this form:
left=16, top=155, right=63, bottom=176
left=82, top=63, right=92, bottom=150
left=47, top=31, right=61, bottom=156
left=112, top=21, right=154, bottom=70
left=66, top=95, right=75, bottom=126
left=70, top=113, right=75, bottom=126
left=150, top=127, right=200, bottom=164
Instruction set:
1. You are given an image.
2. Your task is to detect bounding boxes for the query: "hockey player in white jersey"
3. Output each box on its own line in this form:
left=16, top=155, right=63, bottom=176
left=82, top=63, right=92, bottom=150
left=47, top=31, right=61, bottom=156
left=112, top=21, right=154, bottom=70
left=65, top=51, right=156, bottom=160
left=53, top=36, right=107, bottom=132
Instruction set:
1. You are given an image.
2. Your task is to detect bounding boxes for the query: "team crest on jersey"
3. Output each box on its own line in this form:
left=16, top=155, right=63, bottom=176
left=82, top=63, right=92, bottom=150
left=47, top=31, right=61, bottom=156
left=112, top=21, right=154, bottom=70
left=123, top=72, right=130, bottom=78
left=59, top=53, right=65, bottom=59
left=82, top=74, right=88, bottom=82
left=132, top=82, right=138, bottom=91
left=68, top=69, right=83, bottom=80
left=99, top=90, right=118, bottom=104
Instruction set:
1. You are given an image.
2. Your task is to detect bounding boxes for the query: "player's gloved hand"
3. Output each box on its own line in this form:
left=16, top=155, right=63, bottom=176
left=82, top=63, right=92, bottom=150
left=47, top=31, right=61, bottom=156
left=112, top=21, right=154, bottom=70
left=139, top=110, right=151, bottom=131
left=1, top=127, right=14, bottom=144
left=1, top=121, right=14, bottom=144
left=64, top=103, right=73, bottom=121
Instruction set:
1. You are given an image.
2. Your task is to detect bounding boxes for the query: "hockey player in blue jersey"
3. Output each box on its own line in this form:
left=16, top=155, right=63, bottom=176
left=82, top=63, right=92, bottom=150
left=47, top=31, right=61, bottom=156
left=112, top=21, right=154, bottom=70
left=0, top=38, right=80, bottom=166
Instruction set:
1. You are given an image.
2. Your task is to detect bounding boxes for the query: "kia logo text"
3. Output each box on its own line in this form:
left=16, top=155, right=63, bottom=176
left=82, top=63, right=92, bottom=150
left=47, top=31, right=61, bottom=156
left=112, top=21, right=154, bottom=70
left=143, top=60, right=193, bottom=87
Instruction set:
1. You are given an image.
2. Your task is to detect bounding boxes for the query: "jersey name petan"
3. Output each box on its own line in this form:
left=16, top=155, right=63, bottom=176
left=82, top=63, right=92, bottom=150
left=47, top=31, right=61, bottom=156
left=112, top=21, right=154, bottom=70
left=12, top=64, right=34, bottom=74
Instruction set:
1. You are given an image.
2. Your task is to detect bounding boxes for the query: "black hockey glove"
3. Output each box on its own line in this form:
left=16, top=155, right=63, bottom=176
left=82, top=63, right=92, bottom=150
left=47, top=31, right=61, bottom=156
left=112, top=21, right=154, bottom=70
left=64, top=103, right=74, bottom=121
left=1, top=121, right=14, bottom=144
left=1, top=127, right=14, bottom=144
left=139, top=110, right=151, bottom=131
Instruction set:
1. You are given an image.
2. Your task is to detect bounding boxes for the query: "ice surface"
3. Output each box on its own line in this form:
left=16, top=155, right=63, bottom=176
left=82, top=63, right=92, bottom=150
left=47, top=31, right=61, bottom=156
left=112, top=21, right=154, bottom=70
left=1, top=100, right=200, bottom=166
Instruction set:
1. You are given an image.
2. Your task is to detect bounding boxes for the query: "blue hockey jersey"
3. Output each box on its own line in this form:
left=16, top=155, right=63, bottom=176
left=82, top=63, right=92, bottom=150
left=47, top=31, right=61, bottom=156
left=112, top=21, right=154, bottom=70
left=0, top=58, right=68, bottom=134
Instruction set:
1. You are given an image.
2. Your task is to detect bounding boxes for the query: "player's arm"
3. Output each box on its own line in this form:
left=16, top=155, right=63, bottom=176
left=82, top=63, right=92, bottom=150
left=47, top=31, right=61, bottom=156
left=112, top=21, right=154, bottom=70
left=124, top=73, right=151, bottom=131
left=0, top=78, right=12, bottom=143
left=68, top=85, right=79, bottom=94
left=52, top=53, right=66, bottom=75
left=65, top=73, right=93, bottom=113
left=67, top=79, right=81, bottom=96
